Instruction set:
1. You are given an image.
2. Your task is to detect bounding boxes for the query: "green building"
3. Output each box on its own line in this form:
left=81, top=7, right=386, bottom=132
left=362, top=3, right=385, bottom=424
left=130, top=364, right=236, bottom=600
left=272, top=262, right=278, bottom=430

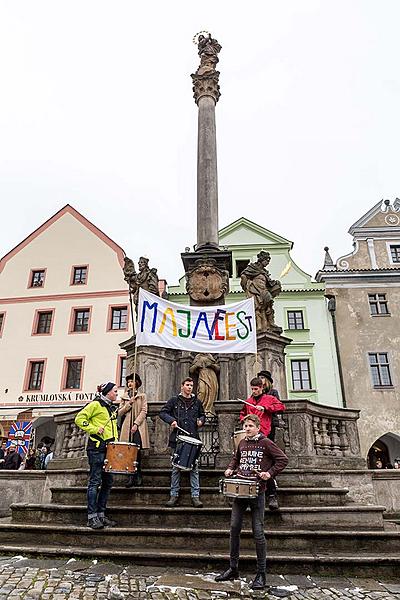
left=168, top=218, right=343, bottom=407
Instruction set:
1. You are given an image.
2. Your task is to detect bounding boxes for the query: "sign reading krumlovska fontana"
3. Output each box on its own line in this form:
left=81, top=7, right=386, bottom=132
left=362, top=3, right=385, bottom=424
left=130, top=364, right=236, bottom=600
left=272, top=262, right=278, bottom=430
left=136, top=289, right=256, bottom=354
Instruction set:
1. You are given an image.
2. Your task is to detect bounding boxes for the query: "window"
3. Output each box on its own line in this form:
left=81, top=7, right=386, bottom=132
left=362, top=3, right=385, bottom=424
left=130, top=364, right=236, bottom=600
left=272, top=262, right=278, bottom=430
left=72, top=309, right=90, bottom=332
left=368, top=353, right=393, bottom=387
left=36, top=311, right=53, bottom=334
left=235, top=259, right=250, bottom=277
left=27, top=361, right=45, bottom=390
left=30, top=270, right=45, bottom=287
left=72, top=266, right=88, bottom=285
left=287, top=310, right=305, bottom=330
left=118, top=356, right=127, bottom=387
left=65, top=359, right=83, bottom=389
left=291, top=360, right=312, bottom=390
left=0, top=313, right=4, bottom=336
left=110, top=306, right=128, bottom=330
left=390, top=245, right=400, bottom=263
left=368, top=294, right=389, bottom=316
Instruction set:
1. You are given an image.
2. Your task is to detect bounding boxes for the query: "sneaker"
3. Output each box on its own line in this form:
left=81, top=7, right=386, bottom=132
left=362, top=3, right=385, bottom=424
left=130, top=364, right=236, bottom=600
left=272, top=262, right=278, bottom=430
left=101, top=515, right=117, bottom=527
left=165, top=496, right=179, bottom=507
left=191, top=496, right=203, bottom=508
left=87, top=516, right=104, bottom=530
left=268, top=494, right=279, bottom=511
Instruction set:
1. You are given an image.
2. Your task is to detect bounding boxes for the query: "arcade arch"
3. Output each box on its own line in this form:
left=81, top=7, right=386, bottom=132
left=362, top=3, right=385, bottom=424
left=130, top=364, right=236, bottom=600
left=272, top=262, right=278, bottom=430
left=367, top=432, right=400, bottom=468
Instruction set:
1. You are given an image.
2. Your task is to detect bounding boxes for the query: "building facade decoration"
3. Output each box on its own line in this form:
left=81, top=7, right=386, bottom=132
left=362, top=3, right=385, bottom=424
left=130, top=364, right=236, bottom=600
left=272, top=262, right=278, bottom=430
left=185, top=257, right=229, bottom=304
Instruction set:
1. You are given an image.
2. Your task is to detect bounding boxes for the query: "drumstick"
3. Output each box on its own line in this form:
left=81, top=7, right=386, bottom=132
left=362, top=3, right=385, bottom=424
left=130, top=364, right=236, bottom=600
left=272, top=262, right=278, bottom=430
left=237, top=398, right=265, bottom=412
left=176, top=425, right=192, bottom=436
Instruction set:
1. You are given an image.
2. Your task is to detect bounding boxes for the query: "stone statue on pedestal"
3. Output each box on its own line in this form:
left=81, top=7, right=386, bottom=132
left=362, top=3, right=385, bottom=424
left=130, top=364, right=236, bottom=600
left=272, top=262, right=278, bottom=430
left=240, top=251, right=282, bottom=333
left=189, top=353, right=220, bottom=414
left=191, top=33, right=222, bottom=104
left=123, top=256, right=159, bottom=309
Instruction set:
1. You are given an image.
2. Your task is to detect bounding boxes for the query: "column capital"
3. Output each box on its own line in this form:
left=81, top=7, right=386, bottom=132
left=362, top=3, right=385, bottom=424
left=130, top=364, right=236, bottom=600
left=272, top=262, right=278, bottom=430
left=191, top=72, right=221, bottom=105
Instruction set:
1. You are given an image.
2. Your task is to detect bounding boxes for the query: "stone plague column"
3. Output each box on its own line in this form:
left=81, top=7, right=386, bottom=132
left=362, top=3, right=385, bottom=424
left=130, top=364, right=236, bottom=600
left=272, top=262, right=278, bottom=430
left=181, top=33, right=232, bottom=306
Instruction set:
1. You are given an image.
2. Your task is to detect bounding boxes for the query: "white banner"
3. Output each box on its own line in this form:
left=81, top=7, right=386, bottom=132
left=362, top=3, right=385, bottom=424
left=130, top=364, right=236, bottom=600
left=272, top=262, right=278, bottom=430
left=136, top=289, right=256, bottom=354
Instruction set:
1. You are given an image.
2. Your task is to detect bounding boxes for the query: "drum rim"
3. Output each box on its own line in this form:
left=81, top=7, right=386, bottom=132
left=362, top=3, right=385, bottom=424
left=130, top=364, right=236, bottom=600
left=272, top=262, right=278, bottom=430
left=176, top=435, right=202, bottom=445
left=107, top=442, right=140, bottom=447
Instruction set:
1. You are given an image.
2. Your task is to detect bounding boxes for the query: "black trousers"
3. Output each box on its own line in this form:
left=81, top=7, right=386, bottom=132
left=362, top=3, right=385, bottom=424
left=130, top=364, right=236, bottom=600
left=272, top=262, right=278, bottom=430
left=229, top=494, right=266, bottom=572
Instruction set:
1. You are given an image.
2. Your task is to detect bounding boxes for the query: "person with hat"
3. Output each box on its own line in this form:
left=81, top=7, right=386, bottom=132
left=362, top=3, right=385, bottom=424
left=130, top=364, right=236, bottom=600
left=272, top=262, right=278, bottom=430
left=75, top=382, right=119, bottom=530
left=118, top=372, right=149, bottom=487
left=257, top=370, right=282, bottom=443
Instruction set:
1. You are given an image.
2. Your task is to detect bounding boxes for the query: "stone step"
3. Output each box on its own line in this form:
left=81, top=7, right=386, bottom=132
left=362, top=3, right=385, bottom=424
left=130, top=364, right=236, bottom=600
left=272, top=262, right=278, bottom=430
left=50, top=485, right=349, bottom=507
left=0, top=522, right=398, bottom=554
left=0, top=539, right=398, bottom=577
left=11, top=502, right=386, bottom=531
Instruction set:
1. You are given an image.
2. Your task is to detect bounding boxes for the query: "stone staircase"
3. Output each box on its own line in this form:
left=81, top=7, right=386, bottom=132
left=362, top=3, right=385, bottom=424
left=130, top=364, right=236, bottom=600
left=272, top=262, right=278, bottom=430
left=2, top=467, right=400, bottom=577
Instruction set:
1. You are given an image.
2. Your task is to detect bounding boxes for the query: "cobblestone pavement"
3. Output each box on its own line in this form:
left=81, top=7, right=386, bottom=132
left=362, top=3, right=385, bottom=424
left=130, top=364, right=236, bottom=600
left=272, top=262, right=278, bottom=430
left=0, top=556, right=399, bottom=599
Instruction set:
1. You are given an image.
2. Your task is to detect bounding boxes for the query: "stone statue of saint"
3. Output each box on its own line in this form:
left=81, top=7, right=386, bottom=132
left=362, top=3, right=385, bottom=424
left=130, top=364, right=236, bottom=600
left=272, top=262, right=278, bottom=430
left=189, top=353, right=220, bottom=414
left=123, top=256, right=159, bottom=309
left=195, top=33, right=222, bottom=77
left=240, top=251, right=282, bottom=333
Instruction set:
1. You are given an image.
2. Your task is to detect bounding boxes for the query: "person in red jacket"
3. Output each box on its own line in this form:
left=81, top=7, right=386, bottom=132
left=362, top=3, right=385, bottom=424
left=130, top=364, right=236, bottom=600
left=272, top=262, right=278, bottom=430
left=240, top=376, right=286, bottom=511
left=240, top=377, right=286, bottom=438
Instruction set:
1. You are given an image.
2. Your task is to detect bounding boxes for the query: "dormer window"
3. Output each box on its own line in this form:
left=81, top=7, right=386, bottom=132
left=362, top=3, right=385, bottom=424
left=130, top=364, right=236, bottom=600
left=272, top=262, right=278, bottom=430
left=30, top=270, right=45, bottom=288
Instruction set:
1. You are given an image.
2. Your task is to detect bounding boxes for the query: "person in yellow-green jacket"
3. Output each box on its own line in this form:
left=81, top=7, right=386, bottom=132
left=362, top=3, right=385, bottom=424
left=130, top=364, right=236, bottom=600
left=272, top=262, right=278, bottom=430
left=75, top=382, right=119, bottom=530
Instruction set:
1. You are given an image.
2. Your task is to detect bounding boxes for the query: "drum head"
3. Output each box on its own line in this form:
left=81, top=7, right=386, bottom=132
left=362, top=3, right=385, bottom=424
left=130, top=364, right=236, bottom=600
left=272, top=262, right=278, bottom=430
left=177, top=435, right=202, bottom=446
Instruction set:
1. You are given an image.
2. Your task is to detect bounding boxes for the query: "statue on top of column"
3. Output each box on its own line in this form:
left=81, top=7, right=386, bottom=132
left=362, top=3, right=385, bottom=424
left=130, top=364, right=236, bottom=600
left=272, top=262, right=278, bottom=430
left=240, top=251, right=282, bottom=334
left=123, top=256, right=159, bottom=309
left=192, top=32, right=222, bottom=104
left=195, top=33, right=222, bottom=76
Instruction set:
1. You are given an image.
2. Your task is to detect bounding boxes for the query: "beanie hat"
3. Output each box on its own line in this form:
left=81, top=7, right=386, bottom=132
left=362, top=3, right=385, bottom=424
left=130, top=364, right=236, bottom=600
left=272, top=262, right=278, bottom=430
left=98, top=382, right=116, bottom=396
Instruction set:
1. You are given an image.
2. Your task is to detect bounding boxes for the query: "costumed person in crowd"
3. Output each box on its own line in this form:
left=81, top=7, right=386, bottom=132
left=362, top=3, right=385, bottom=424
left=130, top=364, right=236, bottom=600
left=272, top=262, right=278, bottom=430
left=75, top=382, right=119, bottom=530
left=215, top=414, right=288, bottom=590
left=257, top=369, right=285, bottom=510
left=4, top=443, right=22, bottom=470
left=240, top=376, right=286, bottom=511
left=118, top=372, right=149, bottom=487
left=160, top=377, right=205, bottom=508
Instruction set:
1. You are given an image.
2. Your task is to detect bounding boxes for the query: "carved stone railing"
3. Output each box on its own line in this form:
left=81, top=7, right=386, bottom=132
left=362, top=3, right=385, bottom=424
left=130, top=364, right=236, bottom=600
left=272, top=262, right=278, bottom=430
left=50, top=398, right=365, bottom=472
left=279, top=399, right=365, bottom=468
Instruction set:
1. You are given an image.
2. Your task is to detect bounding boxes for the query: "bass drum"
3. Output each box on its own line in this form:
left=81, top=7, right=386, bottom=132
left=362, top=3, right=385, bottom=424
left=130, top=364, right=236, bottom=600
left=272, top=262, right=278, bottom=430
left=103, top=442, right=139, bottom=474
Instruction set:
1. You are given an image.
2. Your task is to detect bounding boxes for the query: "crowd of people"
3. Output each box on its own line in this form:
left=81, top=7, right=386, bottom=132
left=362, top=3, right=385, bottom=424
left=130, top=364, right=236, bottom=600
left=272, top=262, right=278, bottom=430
left=0, top=440, right=53, bottom=471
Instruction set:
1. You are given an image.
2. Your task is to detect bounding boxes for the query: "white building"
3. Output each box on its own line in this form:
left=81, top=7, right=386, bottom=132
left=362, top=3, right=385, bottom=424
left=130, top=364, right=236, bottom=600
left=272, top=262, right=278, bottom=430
left=0, top=205, right=132, bottom=437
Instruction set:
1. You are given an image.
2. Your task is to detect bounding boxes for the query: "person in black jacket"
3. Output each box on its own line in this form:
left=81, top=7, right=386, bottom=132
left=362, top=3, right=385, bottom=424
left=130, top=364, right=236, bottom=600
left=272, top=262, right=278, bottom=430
left=160, top=377, right=205, bottom=508
left=4, top=444, right=22, bottom=470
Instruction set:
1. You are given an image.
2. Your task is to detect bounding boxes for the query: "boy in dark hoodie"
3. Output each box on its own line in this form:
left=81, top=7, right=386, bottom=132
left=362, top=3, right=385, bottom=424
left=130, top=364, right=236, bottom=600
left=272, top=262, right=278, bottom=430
left=160, top=377, right=205, bottom=507
left=215, top=414, right=288, bottom=590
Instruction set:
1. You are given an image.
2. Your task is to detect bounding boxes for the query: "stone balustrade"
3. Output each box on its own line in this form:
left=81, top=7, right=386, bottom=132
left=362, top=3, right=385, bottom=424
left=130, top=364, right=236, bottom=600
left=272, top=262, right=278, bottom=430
left=49, top=398, right=364, bottom=471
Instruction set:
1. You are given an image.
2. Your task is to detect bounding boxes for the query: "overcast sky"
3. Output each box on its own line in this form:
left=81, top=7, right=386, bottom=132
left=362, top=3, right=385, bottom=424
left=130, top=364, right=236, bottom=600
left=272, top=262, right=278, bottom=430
left=1, top=1, right=399, bottom=284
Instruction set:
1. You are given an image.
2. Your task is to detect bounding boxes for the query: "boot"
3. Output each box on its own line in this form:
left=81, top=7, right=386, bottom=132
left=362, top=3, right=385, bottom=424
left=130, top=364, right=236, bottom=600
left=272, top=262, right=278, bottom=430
left=251, top=572, right=266, bottom=590
left=87, top=516, right=104, bottom=530
left=135, top=467, right=143, bottom=486
left=268, top=494, right=279, bottom=511
left=165, top=496, right=179, bottom=507
left=215, top=567, right=240, bottom=582
left=100, top=515, right=117, bottom=527
left=191, top=496, right=203, bottom=508
left=125, top=475, right=136, bottom=488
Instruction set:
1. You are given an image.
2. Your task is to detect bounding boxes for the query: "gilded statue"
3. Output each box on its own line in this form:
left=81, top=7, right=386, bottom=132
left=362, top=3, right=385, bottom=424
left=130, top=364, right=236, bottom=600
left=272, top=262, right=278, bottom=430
left=189, top=353, right=220, bottom=414
left=240, top=251, right=282, bottom=333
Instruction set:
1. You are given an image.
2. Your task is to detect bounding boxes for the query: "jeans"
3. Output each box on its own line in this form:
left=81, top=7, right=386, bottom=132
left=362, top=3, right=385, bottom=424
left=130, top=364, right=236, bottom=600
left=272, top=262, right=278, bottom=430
left=229, top=494, right=266, bottom=572
left=87, top=449, right=113, bottom=518
left=170, top=463, right=200, bottom=497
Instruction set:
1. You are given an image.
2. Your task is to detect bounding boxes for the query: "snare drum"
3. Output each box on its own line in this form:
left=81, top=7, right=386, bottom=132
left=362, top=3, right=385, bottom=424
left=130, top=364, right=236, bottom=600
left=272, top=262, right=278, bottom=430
left=103, top=441, right=139, bottom=474
left=220, top=477, right=260, bottom=499
left=231, top=430, right=247, bottom=453
left=172, top=435, right=202, bottom=471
